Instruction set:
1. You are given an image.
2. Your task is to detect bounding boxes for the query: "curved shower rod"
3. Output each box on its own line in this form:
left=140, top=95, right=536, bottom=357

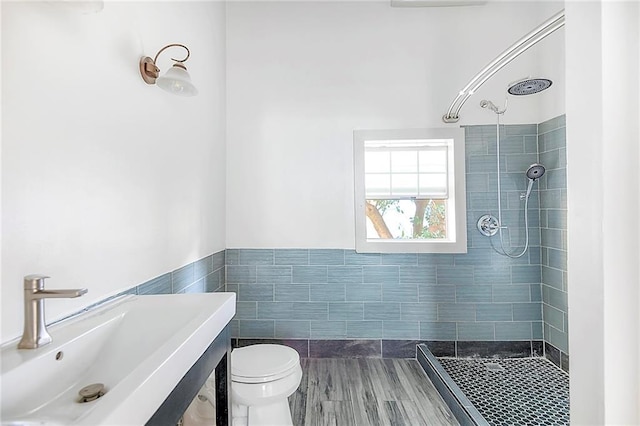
left=442, top=10, right=565, bottom=123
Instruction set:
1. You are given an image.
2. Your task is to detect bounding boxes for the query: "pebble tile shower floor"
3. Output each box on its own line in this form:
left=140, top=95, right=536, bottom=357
left=438, top=356, right=569, bottom=425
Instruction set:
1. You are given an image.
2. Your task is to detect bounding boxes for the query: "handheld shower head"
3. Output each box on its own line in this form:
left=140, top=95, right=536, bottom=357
left=524, top=163, right=546, bottom=199
left=480, top=99, right=505, bottom=114
left=526, top=163, right=546, bottom=180
left=524, top=179, right=535, bottom=199
left=480, top=99, right=496, bottom=112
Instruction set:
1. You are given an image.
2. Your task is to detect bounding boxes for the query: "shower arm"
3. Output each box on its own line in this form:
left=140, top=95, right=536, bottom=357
left=442, top=10, right=565, bottom=123
left=448, top=26, right=558, bottom=117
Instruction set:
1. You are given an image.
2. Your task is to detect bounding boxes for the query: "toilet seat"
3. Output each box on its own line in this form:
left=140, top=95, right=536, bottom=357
left=231, top=344, right=300, bottom=384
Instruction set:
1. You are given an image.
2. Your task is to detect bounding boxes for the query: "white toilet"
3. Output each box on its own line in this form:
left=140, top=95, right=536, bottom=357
left=231, top=344, right=302, bottom=426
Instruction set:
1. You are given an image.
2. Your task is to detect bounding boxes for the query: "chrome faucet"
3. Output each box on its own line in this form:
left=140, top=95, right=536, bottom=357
left=18, top=274, right=87, bottom=349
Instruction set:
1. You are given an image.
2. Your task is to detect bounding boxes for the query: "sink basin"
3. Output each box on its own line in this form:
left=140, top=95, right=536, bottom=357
left=1, top=292, right=236, bottom=425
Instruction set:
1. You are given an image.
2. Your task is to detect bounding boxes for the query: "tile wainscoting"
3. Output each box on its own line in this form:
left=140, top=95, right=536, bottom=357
left=226, top=248, right=543, bottom=344
left=226, top=247, right=545, bottom=361
left=136, top=251, right=226, bottom=295
left=49, top=250, right=227, bottom=327
left=116, top=250, right=552, bottom=365
left=108, top=250, right=227, bottom=299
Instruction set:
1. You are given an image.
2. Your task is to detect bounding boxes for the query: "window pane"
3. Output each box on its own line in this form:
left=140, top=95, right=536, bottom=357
left=365, top=174, right=390, bottom=197
left=365, top=146, right=448, bottom=199
left=391, top=151, right=417, bottom=173
left=391, top=173, right=418, bottom=196
left=419, top=173, right=447, bottom=197
left=365, top=199, right=447, bottom=240
left=419, top=149, right=447, bottom=173
left=365, top=151, right=390, bottom=173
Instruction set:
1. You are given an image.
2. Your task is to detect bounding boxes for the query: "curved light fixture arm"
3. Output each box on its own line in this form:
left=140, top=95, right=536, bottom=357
left=153, top=43, right=190, bottom=64
left=442, top=10, right=564, bottom=123
left=140, top=43, right=192, bottom=85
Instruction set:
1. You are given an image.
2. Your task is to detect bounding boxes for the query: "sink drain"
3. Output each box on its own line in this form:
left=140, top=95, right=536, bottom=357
left=78, top=383, right=106, bottom=403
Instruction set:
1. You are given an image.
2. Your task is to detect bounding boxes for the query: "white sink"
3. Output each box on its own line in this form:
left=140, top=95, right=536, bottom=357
left=1, top=292, right=236, bottom=425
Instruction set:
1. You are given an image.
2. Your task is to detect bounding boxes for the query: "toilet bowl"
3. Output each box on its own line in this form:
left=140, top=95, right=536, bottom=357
left=231, top=344, right=302, bottom=426
left=182, top=377, right=216, bottom=426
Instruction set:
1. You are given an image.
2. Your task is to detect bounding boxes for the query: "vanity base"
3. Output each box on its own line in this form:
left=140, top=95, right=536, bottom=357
left=146, top=324, right=232, bottom=426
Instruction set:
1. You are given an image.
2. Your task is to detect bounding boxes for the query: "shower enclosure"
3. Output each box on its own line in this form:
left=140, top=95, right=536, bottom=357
left=428, top=9, right=570, bottom=426
left=423, top=109, right=569, bottom=425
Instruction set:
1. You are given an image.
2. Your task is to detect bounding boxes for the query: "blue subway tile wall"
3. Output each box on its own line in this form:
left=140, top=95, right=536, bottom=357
left=229, top=123, right=550, bottom=346
left=135, top=250, right=226, bottom=296
left=538, top=116, right=569, bottom=362
left=137, top=273, right=172, bottom=295
left=229, top=247, right=545, bottom=343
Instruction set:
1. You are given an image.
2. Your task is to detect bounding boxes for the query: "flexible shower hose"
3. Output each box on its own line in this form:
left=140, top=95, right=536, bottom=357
left=493, top=113, right=531, bottom=259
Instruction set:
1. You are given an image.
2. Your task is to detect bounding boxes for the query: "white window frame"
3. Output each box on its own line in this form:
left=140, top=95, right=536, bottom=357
left=354, top=127, right=467, bottom=253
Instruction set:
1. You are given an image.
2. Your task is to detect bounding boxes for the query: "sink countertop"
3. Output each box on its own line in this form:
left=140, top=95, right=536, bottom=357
left=1, top=292, right=236, bottom=426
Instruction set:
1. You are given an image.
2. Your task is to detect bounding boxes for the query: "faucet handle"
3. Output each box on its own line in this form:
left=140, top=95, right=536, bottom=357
left=24, top=274, right=50, bottom=290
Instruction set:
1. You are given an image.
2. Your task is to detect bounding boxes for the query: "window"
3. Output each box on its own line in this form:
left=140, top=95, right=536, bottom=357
left=354, top=128, right=467, bottom=253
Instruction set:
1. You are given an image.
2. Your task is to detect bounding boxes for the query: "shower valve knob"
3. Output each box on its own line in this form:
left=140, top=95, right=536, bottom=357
left=477, top=214, right=500, bottom=237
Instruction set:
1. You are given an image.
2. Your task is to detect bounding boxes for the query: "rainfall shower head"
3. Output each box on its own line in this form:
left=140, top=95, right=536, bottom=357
left=526, top=163, right=546, bottom=180
left=508, top=78, right=552, bottom=96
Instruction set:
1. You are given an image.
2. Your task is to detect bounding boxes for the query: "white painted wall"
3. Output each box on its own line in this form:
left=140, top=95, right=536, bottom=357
left=566, top=1, right=640, bottom=424
left=226, top=1, right=565, bottom=249
left=1, top=0, right=637, bottom=422
left=1, top=1, right=227, bottom=343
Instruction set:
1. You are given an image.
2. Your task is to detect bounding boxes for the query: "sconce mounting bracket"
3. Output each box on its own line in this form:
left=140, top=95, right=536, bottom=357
left=139, top=57, right=159, bottom=84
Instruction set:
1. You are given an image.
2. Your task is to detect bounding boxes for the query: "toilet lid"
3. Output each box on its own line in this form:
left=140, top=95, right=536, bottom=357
left=231, top=344, right=300, bottom=384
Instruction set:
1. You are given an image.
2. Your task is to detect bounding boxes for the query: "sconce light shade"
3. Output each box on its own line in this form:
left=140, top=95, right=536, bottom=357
left=139, top=44, right=198, bottom=97
left=156, top=64, right=198, bottom=96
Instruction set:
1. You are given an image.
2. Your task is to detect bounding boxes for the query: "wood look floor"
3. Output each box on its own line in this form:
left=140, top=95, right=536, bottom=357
left=289, top=358, right=459, bottom=426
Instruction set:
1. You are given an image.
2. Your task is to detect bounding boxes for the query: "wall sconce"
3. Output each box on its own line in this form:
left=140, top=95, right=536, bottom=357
left=139, top=44, right=198, bottom=97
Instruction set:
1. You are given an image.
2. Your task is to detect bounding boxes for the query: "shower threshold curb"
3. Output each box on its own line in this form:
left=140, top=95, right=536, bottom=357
left=417, top=344, right=489, bottom=426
